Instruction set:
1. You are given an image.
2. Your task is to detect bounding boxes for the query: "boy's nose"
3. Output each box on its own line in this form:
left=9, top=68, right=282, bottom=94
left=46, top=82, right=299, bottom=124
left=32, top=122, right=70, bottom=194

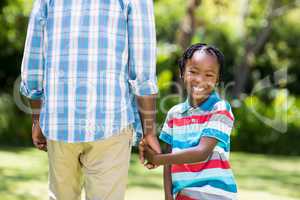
left=194, top=75, right=204, bottom=83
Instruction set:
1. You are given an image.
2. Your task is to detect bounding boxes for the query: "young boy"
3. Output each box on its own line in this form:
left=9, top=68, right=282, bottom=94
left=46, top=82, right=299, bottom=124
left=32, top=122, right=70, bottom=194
left=140, top=43, right=238, bottom=200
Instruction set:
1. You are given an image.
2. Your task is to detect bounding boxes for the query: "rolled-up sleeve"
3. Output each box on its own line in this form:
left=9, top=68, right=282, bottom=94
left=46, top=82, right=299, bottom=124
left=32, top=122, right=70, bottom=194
left=20, top=0, right=46, bottom=100
left=127, top=0, right=158, bottom=96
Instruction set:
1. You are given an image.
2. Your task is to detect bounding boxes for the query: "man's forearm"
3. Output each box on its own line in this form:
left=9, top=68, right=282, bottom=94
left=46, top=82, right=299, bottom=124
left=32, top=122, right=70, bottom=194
left=136, top=94, right=157, bottom=136
left=29, top=100, right=42, bottom=124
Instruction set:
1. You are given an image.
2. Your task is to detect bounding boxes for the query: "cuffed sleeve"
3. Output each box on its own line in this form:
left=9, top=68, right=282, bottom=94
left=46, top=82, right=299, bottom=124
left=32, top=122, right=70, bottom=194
left=20, top=0, right=46, bottom=100
left=127, top=0, right=158, bottom=96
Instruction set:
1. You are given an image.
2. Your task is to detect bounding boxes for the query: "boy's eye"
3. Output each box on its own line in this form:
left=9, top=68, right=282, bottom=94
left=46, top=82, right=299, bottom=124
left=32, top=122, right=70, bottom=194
left=206, top=74, right=214, bottom=77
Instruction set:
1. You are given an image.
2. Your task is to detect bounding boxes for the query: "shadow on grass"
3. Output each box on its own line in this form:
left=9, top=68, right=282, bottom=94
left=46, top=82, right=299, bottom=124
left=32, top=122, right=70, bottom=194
left=0, top=145, right=35, bottom=153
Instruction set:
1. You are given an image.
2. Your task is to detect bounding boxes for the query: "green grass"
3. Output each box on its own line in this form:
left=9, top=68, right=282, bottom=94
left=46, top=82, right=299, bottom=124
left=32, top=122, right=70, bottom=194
left=0, top=147, right=300, bottom=200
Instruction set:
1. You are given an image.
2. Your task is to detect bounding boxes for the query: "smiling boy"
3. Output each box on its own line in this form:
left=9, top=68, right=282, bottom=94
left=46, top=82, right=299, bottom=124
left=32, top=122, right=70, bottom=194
left=141, top=43, right=238, bottom=200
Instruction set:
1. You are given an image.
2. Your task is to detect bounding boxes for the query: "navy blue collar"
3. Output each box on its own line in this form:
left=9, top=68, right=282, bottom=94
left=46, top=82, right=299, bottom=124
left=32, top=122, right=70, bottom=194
left=180, top=91, right=220, bottom=113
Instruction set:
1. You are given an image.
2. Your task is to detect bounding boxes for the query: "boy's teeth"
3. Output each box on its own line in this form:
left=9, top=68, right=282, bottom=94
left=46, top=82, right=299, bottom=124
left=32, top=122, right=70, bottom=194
left=193, top=87, right=204, bottom=92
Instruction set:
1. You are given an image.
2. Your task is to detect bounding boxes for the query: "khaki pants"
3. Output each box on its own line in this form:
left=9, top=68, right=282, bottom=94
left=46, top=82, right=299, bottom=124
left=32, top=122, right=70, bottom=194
left=47, top=126, right=133, bottom=200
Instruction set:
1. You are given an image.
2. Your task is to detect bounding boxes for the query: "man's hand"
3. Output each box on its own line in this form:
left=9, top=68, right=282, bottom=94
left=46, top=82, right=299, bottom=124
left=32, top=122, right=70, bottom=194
left=139, top=134, right=161, bottom=167
left=32, top=122, right=47, bottom=152
left=29, top=99, right=46, bottom=151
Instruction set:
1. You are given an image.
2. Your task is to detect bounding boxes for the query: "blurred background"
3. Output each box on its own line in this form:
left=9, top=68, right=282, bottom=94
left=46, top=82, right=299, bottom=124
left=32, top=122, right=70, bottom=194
left=0, top=0, right=300, bottom=199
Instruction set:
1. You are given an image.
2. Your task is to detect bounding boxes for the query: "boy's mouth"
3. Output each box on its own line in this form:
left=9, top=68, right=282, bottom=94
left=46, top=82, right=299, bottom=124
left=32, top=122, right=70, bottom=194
left=192, top=86, right=205, bottom=93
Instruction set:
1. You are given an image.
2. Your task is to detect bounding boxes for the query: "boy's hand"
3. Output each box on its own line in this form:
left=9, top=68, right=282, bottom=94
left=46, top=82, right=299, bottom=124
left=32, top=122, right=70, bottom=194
left=32, top=122, right=47, bottom=152
left=144, top=144, right=158, bottom=165
left=139, top=140, right=154, bottom=169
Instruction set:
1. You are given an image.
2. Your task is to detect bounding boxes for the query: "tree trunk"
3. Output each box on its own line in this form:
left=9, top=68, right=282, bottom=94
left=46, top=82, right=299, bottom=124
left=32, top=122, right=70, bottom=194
left=176, top=0, right=202, bottom=50
left=232, top=0, right=280, bottom=98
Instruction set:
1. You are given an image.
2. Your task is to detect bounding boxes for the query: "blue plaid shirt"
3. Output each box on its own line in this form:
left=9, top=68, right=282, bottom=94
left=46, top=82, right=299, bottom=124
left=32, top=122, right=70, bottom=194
left=20, top=0, right=158, bottom=145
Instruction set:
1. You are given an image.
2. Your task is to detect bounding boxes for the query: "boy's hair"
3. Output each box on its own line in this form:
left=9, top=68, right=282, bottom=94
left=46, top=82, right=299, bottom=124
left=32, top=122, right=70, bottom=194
left=178, top=43, right=225, bottom=82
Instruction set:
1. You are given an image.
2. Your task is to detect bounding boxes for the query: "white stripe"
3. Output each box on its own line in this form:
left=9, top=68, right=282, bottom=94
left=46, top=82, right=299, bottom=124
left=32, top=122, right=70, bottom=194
left=185, top=186, right=237, bottom=199
left=50, top=0, right=63, bottom=140
left=120, top=2, right=128, bottom=132
left=133, top=1, right=143, bottom=95
left=86, top=0, right=97, bottom=141
left=172, top=146, right=229, bottom=160
left=205, top=121, right=232, bottom=135
left=214, top=146, right=230, bottom=159
left=105, top=2, right=116, bottom=137
left=68, top=0, right=81, bottom=142
left=171, top=124, right=206, bottom=135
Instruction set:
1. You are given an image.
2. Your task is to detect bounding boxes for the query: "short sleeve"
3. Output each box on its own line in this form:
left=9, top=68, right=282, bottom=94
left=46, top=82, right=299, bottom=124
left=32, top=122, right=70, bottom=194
left=159, top=111, right=173, bottom=145
left=201, top=101, right=234, bottom=146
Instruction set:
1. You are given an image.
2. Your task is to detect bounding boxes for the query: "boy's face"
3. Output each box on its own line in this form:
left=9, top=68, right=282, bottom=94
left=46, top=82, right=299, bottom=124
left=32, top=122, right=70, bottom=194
left=183, top=50, right=219, bottom=105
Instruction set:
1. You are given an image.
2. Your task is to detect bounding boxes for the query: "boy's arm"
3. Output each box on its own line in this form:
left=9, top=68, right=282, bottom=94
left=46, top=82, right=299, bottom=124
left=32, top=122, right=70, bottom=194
left=145, top=137, right=218, bottom=165
left=163, top=144, right=173, bottom=200
left=146, top=105, right=234, bottom=165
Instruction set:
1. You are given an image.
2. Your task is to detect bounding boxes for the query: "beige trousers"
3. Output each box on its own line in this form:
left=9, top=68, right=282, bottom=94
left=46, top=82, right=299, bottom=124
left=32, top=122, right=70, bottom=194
left=47, top=126, right=133, bottom=200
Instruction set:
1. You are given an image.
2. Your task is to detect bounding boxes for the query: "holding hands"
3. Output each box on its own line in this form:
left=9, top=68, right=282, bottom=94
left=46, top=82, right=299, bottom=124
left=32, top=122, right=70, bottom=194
left=139, top=135, right=161, bottom=169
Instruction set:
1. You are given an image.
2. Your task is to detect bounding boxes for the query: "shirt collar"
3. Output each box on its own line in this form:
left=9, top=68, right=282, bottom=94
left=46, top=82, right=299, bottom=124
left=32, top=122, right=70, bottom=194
left=180, top=91, right=220, bottom=113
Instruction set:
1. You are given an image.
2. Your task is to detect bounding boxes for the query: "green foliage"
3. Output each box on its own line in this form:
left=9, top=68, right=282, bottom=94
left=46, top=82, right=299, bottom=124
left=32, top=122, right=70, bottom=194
left=0, top=94, right=32, bottom=146
left=154, top=0, right=185, bottom=43
left=0, top=0, right=32, bottom=53
left=0, top=0, right=33, bottom=91
left=232, top=90, right=300, bottom=155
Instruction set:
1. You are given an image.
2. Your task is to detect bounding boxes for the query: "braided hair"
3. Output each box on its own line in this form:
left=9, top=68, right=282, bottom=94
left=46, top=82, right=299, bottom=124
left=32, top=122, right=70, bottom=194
left=178, top=43, right=225, bottom=82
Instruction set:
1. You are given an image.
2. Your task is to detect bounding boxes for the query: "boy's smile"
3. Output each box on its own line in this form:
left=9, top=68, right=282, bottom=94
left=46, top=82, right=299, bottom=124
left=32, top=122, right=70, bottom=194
left=183, top=50, right=219, bottom=107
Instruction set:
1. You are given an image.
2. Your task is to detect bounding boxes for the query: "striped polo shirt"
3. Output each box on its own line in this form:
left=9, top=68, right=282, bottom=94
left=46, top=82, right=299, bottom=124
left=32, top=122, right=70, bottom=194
left=159, top=91, right=238, bottom=200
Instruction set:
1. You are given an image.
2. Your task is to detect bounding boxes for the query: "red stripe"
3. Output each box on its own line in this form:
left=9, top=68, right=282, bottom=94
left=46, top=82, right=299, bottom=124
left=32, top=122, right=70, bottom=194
left=167, top=115, right=211, bottom=128
left=216, top=110, right=234, bottom=121
left=171, top=159, right=231, bottom=173
left=167, top=110, right=233, bottom=128
left=176, top=194, right=198, bottom=200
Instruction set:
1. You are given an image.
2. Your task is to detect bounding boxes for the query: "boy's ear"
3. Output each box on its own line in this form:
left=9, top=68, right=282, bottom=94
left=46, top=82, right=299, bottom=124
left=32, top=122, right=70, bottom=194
left=215, top=78, right=219, bottom=87
left=179, top=69, right=184, bottom=80
left=179, top=73, right=184, bottom=82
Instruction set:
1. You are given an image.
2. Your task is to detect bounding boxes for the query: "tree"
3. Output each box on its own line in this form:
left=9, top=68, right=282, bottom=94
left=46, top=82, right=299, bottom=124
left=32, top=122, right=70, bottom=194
left=176, top=0, right=202, bottom=50
left=232, top=0, right=300, bottom=98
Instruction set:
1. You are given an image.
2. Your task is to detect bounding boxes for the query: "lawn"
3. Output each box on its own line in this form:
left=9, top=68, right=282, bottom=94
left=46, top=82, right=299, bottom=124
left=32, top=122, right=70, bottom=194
left=0, top=147, right=299, bottom=200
